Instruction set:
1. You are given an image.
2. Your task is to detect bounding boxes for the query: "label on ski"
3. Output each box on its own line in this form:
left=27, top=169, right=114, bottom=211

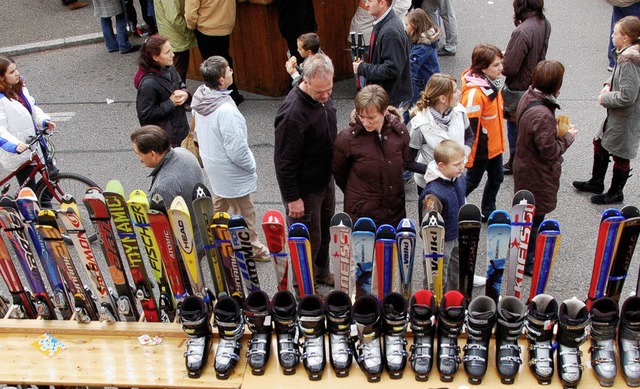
left=353, top=217, right=376, bottom=299
left=330, top=212, right=354, bottom=300
left=607, top=206, right=640, bottom=302
left=192, top=183, right=228, bottom=298
left=288, top=222, right=315, bottom=297
left=228, top=214, right=261, bottom=295
left=211, top=212, right=244, bottom=300
left=396, top=218, right=416, bottom=300
left=485, top=210, right=511, bottom=304
left=372, top=224, right=397, bottom=301
left=529, top=219, right=561, bottom=301
left=261, top=210, right=290, bottom=292
left=505, top=190, right=535, bottom=299
left=0, top=234, right=37, bottom=319
left=587, top=208, right=624, bottom=309
left=421, top=211, right=445, bottom=303
left=103, top=180, right=161, bottom=322
left=458, top=204, right=482, bottom=302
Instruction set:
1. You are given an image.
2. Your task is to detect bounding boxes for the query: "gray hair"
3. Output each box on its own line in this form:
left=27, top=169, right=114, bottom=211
left=200, top=56, right=229, bottom=89
left=302, top=53, right=334, bottom=83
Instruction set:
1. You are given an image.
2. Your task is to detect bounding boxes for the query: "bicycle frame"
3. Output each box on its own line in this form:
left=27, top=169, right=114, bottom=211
left=0, top=150, right=62, bottom=202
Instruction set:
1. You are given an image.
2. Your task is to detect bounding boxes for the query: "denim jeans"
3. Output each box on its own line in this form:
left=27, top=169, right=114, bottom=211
left=506, top=119, right=518, bottom=156
left=100, top=12, right=132, bottom=53
left=465, top=154, right=504, bottom=217
left=608, top=4, right=640, bottom=68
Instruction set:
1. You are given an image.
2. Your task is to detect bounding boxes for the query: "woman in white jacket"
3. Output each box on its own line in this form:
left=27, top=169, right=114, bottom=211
left=0, top=55, right=56, bottom=189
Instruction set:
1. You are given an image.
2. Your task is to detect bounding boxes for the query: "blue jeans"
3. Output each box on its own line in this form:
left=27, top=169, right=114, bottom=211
left=465, top=154, right=504, bottom=217
left=100, top=12, right=132, bottom=53
left=506, top=119, right=518, bottom=156
left=608, top=4, right=640, bottom=67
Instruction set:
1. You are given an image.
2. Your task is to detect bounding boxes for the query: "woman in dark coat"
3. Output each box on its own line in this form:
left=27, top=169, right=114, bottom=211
left=513, top=60, right=577, bottom=274
left=332, top=84, right=411, bottom=228
left=135, top=35, right=190, bottom=147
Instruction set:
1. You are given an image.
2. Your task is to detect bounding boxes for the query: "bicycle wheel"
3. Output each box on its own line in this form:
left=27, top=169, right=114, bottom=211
left=35, top=172, right=100, bottom=243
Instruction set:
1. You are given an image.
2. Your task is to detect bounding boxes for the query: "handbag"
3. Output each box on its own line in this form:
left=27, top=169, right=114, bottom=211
left=181, top=117, right=203, bottom=168
left=502, top=84, right=526, bottom=114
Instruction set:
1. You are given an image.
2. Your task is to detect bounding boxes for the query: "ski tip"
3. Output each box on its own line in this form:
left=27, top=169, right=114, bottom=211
left=17, top=187, right=37, bottom=201
left=169, top=195, right=188, bottom=212
left=105, top=180, right=125, bottom=196
left=228, top=214, right=248, bottom=228
left=192, top=182, right=211, bottom=200
left=330, top=212, right=352, bottom=228
left=458, top=203, right=482, bottom=222
left=211, top=212, right=230, bottom=225
left=262, top=209, right=285, bottom=225
left=487, top=210, right=510, bottom=225
left=149, top=193, right=167, bottom=212
left=602, top=208, right=623, bottom=222
left=396, top=218, right=416, bottom=233
left=421, top=210, right=444, bottom=228
left=288, top=222, right=310, bottom=238
left=376, top=224, right=396, bottom=239
left=621, top=205, right=640, bottom=219
left=0, top=195, right=17, bottom=208
left=538, top=219, right=560, bottom=233
left=128, top=189, right=148, bottom=203
left=513, top=189, right=535, bottom=206
left=353, top=217, right=376, bottom=232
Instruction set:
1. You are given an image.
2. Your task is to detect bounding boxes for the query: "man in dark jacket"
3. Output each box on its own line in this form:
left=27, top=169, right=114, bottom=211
left=274, top=54, right=337, bottom=286
left=277, top=0, right=317, bottom=64
left=353, top=0, right=412, bottom=108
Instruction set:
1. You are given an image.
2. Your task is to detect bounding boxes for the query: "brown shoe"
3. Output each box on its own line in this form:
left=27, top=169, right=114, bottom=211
left=315, top=273, right=334, bottom=287
left=68, top=1, right=88, bottom=10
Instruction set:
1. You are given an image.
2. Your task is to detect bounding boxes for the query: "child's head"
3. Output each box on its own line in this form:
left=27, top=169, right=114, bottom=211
left=416, top=73, right=459, bottom=111
left=434, top=140, right=465, bottom=179
left=404, top=8, right=439, bottom=43
left=297, top=33, right=321, bottom=58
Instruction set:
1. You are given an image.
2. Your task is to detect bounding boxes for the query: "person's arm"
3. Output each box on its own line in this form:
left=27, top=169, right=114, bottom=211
left=183, top=0, right=199, bottom=30
left=529, top=113, right=574, bottom=161
left=358, top=31, right=407, bottom=81
left=463, top=117, right=475, bottom=156
left=502, top=29, right=527, bottom=79
left=274, top=114, right=305, bottom=203
left=404, top=147, right=427, bottom=174
left=599, top=62, right=640, bottom=109
left=136, top=80, right=176, bottom=124
left=219, top=107, right=256, bottom=174
left=331, top=131, right=351, bottom=192
left=23, top=87, right=51, bottom=131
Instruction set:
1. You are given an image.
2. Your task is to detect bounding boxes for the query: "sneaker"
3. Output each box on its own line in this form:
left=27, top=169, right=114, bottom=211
left=316, top=273, right=335, bottom=287
left=607, top=66, right=614, bottom=72
left=437, top=48, right=456, bottom=57
left=473, top=275, right=486, bottom=287
left=68, top=1, right=88, bottom=10
left=121, top=45, right=141, bottom=54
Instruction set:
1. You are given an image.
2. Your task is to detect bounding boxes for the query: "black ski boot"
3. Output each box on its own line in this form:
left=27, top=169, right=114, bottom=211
left=437, top=290, right=466, bottom=382
left=298, top=294, right=326, bottom=380
left=557, top=298, right=589, bottom=389
left=179, top=295, right=212, bottom=378
left=525, top=294, right=558, bottom=384
left=213, top=296, right=244, bottom=379
left=463, top=295, right=497, bottom=385
left=353, top=294, right=383, bottom=382
left=243, top=290, right=272, bottom=376
left=589, top=297, right=619, bottom=386
left=382, top=292, right=408, bottom=378
left=496, top=296, right=526, bottom=384
left=326, top=290, right=355, bottom=377
left=573, top=153, right=609, bottom=194
left=409, top=289, right=436, bottom=381
left=619, top=296, right=640, bottom=387
left=272, top=290, right=299, bottom=375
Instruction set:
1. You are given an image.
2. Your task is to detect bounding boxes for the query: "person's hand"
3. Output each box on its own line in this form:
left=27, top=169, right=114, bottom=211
left=285, top=57, right=297, bottom=75
left=171, top=90, right=188, bottom=106
left=353, top=59, right=362, bottom=75
left=568, top=124, right=578, bottom=137
left=287, top=198, right=305, bottom=219
left=44, top=121, right=57, bottom=132
left=15, top=143, right=29, bottom=154
left=598, top=84, right=611, bottom=104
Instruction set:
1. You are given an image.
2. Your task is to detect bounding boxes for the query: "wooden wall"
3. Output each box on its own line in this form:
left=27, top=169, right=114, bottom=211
left=188, top=0, right=359, bottom=97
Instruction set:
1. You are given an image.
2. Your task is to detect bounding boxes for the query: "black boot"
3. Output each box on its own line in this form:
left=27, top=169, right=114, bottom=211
left=619, top=296, right=640, bottom=387
left=463, top=295, right=497, bottom=385
left=525, top=294, right=558, bottom=384
left=180, top=295, right=212, bottom=378
left=589, top=297, right=619, bottom=387
left=503, top=153, right=514, bottom=175
left=298, top=294, right=326, bottom=380
left=437, top=290, right=466, bottom=382
left=573, top=153, right=609, bottom=194
left=557, top=298, right=589, bottom=389
left=382, top=292, right=408, bottom=378
left=353, top=294, right=383, bottom=382
left=213, top=296, right=244, bottom=379
left=591, top=168, right=631, bottom=205
left=409, top=289, right=436, bottom=381
left=243, top=291, right=272, bottom=376
left=326, top=290, right=355, bottom=377
left=496, top=296, right=526, bottom=384
left=272, top=290, right=299, bottom=375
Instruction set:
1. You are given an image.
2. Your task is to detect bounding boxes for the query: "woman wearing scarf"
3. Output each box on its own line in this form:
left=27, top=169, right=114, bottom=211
left=135, top=35, right=190, bottom=147
left=460, top=44, right=506, bottom=221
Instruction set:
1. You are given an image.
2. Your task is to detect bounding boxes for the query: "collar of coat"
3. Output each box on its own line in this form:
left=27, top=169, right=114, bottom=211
left=348, top=109, right=406, bottom=137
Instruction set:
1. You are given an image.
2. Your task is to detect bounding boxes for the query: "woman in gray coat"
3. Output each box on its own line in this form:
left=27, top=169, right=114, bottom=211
left=573, top=15, right=640, bottom=204
left=92, top=0, right=139, bottom=53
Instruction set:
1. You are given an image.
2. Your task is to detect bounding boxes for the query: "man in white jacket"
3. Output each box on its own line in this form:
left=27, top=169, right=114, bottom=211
left=190, top=56, right=269, bottom=261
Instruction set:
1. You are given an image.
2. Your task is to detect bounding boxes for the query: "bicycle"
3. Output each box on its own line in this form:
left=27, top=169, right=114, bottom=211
left=0, top=131, right=99, bottom=241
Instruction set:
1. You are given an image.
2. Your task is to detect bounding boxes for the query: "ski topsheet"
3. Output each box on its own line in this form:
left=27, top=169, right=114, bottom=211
left=458, top=203, right=482, bottom=302
left=0, top=233, right=37, bottom=319
left=485, top=210, right=511, bottom=304
left=192, top=183, right=228, bottom=298
left=330, top=212, right=354, bottom=300
left=421, top=211, right=445, bottom=303
left=288, top=222, right=315, bottom=297
left=529, top=219, right=561, bottom=301
left=505, top=190, right=535, bottom=299
left=587, top=208, right=624, bottom=309
left=353, top=217, right=376, bottom=298
left=83, top=187, right=140, bottom=321
left=607, top=206, right=640, bottom=302
left=103, top=180, right=162, bottom=322
left=396, top=218, right=416, bottom=300
left=261, top=210, right=290, bottom=292
left=372, top=224, right=397, bottom=301
left=211, top=212, right=244, bottom=300
left=229, top=214, right=261, bottom=294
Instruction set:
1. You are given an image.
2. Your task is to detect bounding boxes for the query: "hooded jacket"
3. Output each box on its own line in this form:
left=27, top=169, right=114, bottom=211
left=191, top=84, right=257, bottom=199
left=409, top=28, right=442, bottom=104
left=333, top=110, right=410, bottom=228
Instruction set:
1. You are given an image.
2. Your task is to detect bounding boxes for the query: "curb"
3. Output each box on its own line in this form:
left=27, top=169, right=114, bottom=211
left=0, top=33, right=103, bottom=56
